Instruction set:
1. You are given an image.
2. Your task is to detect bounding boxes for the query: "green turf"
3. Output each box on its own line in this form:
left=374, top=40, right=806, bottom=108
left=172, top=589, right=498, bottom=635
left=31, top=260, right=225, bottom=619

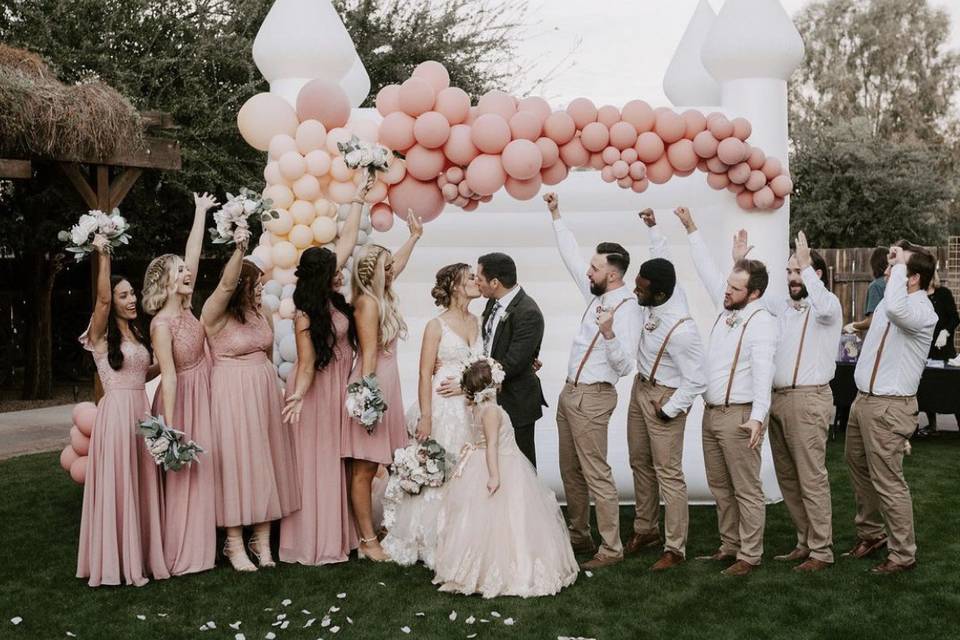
left=2, top=434, right=959, bottom=640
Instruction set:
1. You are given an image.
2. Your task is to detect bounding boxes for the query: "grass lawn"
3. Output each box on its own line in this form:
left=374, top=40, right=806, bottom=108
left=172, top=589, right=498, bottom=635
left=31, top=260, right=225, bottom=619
left=1, top=433, right=959, bottom=640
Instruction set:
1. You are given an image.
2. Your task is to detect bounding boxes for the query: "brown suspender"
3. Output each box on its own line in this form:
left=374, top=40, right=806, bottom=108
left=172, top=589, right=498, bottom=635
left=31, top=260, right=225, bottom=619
left=724, top=309, right=762, bottom=406
left=791, top=308, right=812, bottom=389
left=648, top=318, right=691, bottom=385
left=868, top=323, right=892, bottom=395
left=573, top=298, right=632, bottom=386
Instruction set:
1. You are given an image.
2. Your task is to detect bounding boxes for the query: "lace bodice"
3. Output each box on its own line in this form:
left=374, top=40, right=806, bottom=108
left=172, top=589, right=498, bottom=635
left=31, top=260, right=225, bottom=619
left=208, top=312, right=273, bottom=360
left=152, top=311, right=206, bottom=371
left=435, top=316, right=482, bottom=377
left=80, top=333, right=151, bottom=391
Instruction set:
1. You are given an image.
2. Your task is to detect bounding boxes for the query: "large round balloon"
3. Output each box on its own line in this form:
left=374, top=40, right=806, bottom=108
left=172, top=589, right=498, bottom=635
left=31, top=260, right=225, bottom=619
left=375, top=84, right=401, bottom=116
left=60, top=445, right=79, bottom=472
left=379, top=112, right=417, bottom=152
left=471, top=114, right=512, bottom=154
left=434, top=87, right=471, bottom=125
left=296, top=79, right=351, bottom=129
left=621, top=100, right=656, bottom=133
left=501, top=139, right=543, bottom=180
left=412, top=61, right=451, bottom=93
left=70, top=456, right=88, bottom=485
left=72, top=402, right=97, bottom=436
left=398, top=77, right=436, bottom=117
left=70, top=425, right=90, bottom=457
left=237, top=93, right=300, bottom=151
left=443, top=124, right=480, bottom=166
left=387, top=174, right=445, bottom=222
left=295, top=120, right=327, bottom=155
left=465, top=154, right=507, bottom=196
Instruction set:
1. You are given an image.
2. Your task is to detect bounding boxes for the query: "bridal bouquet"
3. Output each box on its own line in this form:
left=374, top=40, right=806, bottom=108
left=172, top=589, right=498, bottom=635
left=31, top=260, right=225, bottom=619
left=346, top=374, right=388, bottom=433
left=138, top=414, right=204, bottom=471
left=58, top=209, right=131, bottom=262
left=391, top=438, right=448, bottom=495
left=208, top=188, right=278, bottom=245
left=337, top=135, right=392, bottom=176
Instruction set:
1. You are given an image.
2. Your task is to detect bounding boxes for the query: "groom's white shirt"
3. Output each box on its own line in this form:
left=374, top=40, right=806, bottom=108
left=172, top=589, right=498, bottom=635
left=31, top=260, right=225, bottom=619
left=485, top=284, right=522, bottom=353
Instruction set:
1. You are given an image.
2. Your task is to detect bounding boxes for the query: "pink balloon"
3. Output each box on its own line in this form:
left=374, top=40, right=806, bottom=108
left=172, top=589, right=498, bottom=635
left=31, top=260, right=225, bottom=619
left=517, top=96, right=552, bottom=123
left=621, top=100, right=656, bottom=133
left=580, top=122, right=610, bottom=152
left=327, top=179, right=357, bottom=204
left=772, top=196, right=786, bottom=209
left=692, top=131, right=720, bottom=159
left=264, top=184, right=295, bottom=210
left=502, top=140, right=543, bottom=180
left=305, top=149, right=332, bottom=176
left=762, top=157, right=783, bottom=181
left=443, top=124, right=480, bottom=166
left=631, top=178, right=650, bottom=193
left=541, top=161, right=569, bottom=185
left=737, top=190, right=757, bottom=210
left=646, top=155, right=674, bottom=184
left=325, top=127, right=353, bottom=155
left=609, top=160, right=628, bottom=179
left=597, top=105, right=621, bottom=128
left=348, top=117, right=380, bottom=144
left=509, top=111, right=543, bottom=141
left=707, top=172, right=730, bottom=190
left=609, top=122, right=638, bottom=151
left=293, top=174, right=322, bottom=201
left=441, top=182, right=459, bottom=201
left=635, top=132, right=665, bottom=163
left=268, top=134, right=298, bottom=161
left=543, top=112, right=576, bottom=145
left=745, top=170, right=767, bottom=192
left=405, top=144, right=446, bottom=181
left=295, top=120, right=328, bottom=154
left=70, top=456, right=88, bottom=484
left=387, top=174, right=445, bottom=221
left=559, top=137, right=590, bottom=167
left=675, top=168, right=695, bottom=178
left=371, top=204, right=395, bottom=232
left=706, top=156, right=729, bottom=173
left=452, top=195, right=469, bottom=208
left=600, top=166, right=616, bottom=183
left=535, top=137, right=560, bottom=168
left=279, top=151, right=307, bottom=182
left=376, top=84, right=401, bottom=116
left=697, top=159, right=709, bottom=172
left=382, top=158, right=407, bottom=185
left=446, top=166, right=464, bottom=184
left=330, top=156, right=352, bottom=182
left=477, top=90, right=517, bottom=120
left=717, top=138, right=748, bottom=165
left=771, top=175, right=794, bottom=197
left=264, top=161, right=284, bottom=186
left=412, top=60, right=450, bottom=93
left=465, top=154, right=507, bottom=196
left=666, top=139, right=698, bottom=172
left=753, top=186, right=776, bottom=209
left=237, top=93, right=300, bottom=151
left=399, top=77, right=436, bottom=117
left=727, top=182, right=746, bottom=195
left=746, top=147, right=766, bottom=171
left=413, top=111, right=451, bottom=149
left=70, top=425, right=90, bottom=457
left=566, top=97, right=598, bottom=129
left=682, top=109, right=708, bottom=139
left=621, top=148, right=639, bottom=164
left=60, top=445, right=79, bottom=472
left=364, top=181, right=389, bottom=204
left=434, top=87, right=471, bottom=125
left=379, top=112, right=416, bottom=152
left=732, top=117, right=752, bottom=141
left=73, top=402, right=97, bottom=435
left=297, top=79, right=351, bottom=129
left=505, top=174, right=543, bottom=201
left=728, top=162, right=752, bottom=185
left=471, top=113, right=512, bottom=154
left=708, top=116, right=734, bottom=140
left=457, top=181, right=473, bottom=198
left=601, top=146, right=620, bottom=165
left=463, top=199, right=479, bottom=212
left=628, top=161, right=646, bottom=180
left=589, top=153, right=605, bottom=170
left=617, top=176, right=633, bottom=189
left=654, top=110, right=685, bottom=144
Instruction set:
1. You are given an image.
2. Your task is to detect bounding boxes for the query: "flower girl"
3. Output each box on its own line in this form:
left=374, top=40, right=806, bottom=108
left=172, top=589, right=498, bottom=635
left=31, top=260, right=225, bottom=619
left=432, top=357, right=578, bottom=598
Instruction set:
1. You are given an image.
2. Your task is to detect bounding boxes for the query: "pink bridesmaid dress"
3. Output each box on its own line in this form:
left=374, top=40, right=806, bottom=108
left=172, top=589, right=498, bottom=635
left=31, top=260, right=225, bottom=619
left=279, top=309, right=356, bottom=565
left=76, top=334, right=169, bottom=587
left=341, top=338, right=406, bottom=465
left=208, top=312, right=300, bottom=527
left=151, top=311, right=215, bottom=575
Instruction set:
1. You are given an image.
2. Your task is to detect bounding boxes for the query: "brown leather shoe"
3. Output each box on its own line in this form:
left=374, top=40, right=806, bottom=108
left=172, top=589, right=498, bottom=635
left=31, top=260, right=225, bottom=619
left=624, top=532, right=662, bottom=555
left=721, top=560, right=758, bottom=576
left=794, top=558, right=832, bottom=572
left=695, top=549, right=737, bottom=562
left=843, top=536, right=888, bottom=559
left=579, top=553, right=623, bottom=570
left=650, top=551, right=684, bottom=571
left=571, top=539, right=598, bottom=556
left=870, top=559, right=916, bottom=574
left=774, top=547, right=810, bottom=562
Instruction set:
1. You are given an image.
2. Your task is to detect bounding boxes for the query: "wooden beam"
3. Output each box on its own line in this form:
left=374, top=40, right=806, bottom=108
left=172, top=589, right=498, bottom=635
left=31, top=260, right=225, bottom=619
left=139, top=111, right=177, bottom=129
left=108, top=167, right=142, bottom=210
left=56, top=136, right=182, bottom=171
left=0, top=159, right=31, bottom=179
left=58, top=163, right=98, bottom=210
left=96, top=166, right=110, bottom=211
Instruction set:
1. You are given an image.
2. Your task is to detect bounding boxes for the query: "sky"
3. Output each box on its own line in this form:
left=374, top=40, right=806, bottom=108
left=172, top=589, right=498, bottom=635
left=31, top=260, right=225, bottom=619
left=509, top=0, right=960, bottom=107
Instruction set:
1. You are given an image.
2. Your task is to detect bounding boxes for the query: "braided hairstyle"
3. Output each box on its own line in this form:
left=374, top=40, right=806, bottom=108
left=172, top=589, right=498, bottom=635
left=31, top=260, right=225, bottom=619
left=351, top=244, right=407, bottom=346
left=141, top=254, right=183, bottom=315
left=431, top=263, right=469, bottom=308
left=107, top=275, right=151, bottom=370
left=294, top=247, right=358, bottom=369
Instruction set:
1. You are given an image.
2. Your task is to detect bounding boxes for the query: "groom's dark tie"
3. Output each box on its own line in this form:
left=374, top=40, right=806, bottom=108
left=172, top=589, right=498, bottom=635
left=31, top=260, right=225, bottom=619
left=483, top=301, right=501, bottom=355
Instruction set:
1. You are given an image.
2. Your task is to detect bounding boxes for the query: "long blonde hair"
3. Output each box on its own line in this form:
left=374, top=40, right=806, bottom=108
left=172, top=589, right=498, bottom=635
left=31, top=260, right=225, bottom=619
left=142, top=254, right=185, bottom=315
left=352, top=244, right=407, bottom=347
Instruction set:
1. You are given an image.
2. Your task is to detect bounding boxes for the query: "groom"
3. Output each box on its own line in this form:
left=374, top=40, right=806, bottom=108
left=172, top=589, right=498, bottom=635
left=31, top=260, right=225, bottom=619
left=476, top=252, right=547, bottom=467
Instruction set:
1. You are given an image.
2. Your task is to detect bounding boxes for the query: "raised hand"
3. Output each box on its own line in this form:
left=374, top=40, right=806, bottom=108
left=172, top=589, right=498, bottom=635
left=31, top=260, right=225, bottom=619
left=888, top=245, right=906, bottom=266
left=795, top=231, right=812, bottom=270
left=732, top=229, right=753, bottom=262
left=673, top=206, right=696, bottom=233
left=639, top=208, right=656, bottom=228
left=193, top=192, right=219, bottom=213
left=234, top=227, right=251, bottom=252
left=406, top=210, right=423, bottom=239
left=356, top=172, right=376, bottom=200
left=91, top=233, right=109, bottom=254
left=543, top=192, right=560, bottom=219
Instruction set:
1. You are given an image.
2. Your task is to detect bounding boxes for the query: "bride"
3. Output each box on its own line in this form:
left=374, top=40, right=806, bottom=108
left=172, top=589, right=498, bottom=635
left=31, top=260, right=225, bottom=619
left=381, top=263, right=482, bottom=567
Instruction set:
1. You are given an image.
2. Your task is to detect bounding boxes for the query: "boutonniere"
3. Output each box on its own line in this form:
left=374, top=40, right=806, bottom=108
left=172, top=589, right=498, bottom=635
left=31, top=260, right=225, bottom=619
left=725, top=312, right=742, bottom=328
left=791, top=300, right=809, bottom=312
left=500, top=311, right=510, bottom=324
left=644, top=315, right=661, bottom=332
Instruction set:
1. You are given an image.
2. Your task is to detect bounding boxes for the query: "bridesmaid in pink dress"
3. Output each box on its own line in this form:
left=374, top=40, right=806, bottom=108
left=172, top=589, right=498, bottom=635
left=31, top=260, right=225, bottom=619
left=279, top=180, right=369, bottom=565
left=76, top=237, right=168, bottom=587
left=343, top=212, right=423, bottom=562
left=201, top=230, right=300, bottom=572
left=141, top=193, right=219, bottom=575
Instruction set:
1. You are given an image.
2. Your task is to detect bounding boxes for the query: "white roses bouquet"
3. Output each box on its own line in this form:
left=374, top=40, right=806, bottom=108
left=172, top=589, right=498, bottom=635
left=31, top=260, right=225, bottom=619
left=391, top=438, right=448, bottom=495
left=138, top=414, right=204, bottom=471
left=58, top=209, right=131, bottom=261
left=208, top=188, right=278, bottom=245
left=346, top=374, right=388, bottom=433
left=337, top=135, right=392, bottom=177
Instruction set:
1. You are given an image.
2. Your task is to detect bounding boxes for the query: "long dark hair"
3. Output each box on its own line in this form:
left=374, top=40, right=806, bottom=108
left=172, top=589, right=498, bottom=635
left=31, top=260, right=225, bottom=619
left=294, top=247, right=358, bottom=369
left=227, top=261, right=263, bottom=323
left=107, top=275, right=150, bottom=371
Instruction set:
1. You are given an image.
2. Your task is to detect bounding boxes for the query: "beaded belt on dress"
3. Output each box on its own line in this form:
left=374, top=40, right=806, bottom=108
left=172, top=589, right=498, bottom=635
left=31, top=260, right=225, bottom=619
left=212, top=352, right=268, bottom=367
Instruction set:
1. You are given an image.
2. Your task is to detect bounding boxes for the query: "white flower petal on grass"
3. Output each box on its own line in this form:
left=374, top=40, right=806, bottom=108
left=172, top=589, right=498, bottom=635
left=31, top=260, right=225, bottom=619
left=272, top=621, right=283, bottom=627
left=305, top=618, right=316, bottom=628
left=415, top=612, right=425, bottom=617
left=330, top=626, right=340, bottom=634
left=347, top=617, right=354, bottom=624
left=504, top=618, right=515, bottom=625
left=465, top=616, right=476, bottom=624
left=282, top=599, right=292, bottom=607
left=585, top=571, right=593, bottom=578
left=207, top=622, right=217, bottom=629
left=200, top=624, right=209, bottom=631
left=302, top=610, right=311, bottom=615
left=157, top=614, right=168, bottom=618
left=467, top=635, right=478, bottom=639
left=378, top=582, right=386, bottom=586
left=230, top=622, right=242, bottom=630
left=10, top=617, right=22, bottom=626
left=277, top=614, right=287, bottom=621
left=321, top=617, right=332, bottom=628
left=66, top=633, right=76, bottom=638
left=329, top=607, right=340, bottom=613
left=265, top=633, right=276, bottom=640
left=400, top=627, right=411, bottom=634
left=136, top=615, right=146, bottom=621
left=280, top=621, right=290, bottom=630
left=480, top=619, right=490, bottom=623
left=337, top=593, right=347, bottom=599
left=490, top=612, right=501, bottom=618
left=235, top=635, right=246, bottom=640
left=449, top=611, right=458, bottom=621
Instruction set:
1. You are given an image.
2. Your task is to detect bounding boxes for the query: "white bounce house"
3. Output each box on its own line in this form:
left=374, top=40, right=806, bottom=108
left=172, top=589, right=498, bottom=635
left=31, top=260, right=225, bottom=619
left=247, top=0, right=806, bottom=504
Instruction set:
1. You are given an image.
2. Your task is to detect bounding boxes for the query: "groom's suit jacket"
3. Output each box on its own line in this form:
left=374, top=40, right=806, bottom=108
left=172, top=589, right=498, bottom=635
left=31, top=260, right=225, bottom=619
left=482, top=288, right=548, bottom=426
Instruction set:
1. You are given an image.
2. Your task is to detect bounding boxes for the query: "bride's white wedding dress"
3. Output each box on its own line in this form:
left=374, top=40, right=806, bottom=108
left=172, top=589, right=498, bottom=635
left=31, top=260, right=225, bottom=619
left=381, top=316, right=481, bottom=568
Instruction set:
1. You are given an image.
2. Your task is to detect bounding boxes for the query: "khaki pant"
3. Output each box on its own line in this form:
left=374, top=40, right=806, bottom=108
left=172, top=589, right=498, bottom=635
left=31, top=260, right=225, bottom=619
left=768, top=386, right=834, bottom=563
left=844, top=393, right=918, bottom=565
left=627, top=375, right=688, bottom=556
left=557, top=381, right=622, bottom=559
left=702, top=404, right=765, bottom=565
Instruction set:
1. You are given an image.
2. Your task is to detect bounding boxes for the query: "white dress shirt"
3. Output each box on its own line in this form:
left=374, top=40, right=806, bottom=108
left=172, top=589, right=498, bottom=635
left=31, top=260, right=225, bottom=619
left=854, top=264, right=937, bottom=396
left=484, top=284, right=522, bottom=354
left=689, top=231, right=778, bottom=422
left=553, top=219, right=642, bottom=385
left=763, top=267, right=843, bottom=388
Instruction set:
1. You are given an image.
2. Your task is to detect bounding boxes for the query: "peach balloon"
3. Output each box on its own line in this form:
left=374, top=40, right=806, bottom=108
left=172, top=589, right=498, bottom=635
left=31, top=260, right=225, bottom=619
left=327, top=179, right=357, bottom=204
left=505, top=174, right=542, bottom=201
left=761, top=157, right=783, bottom=181
left=745, top=170, right=767, bottom=192
left=697, top=159, right=709, bottom=172
left=610, top=160, right=629, bottom=179
left=728, top=162, right=752, bottom=185
left=753, top=186, right=776, bottom=209
left=600, top=166, right=615, bottom=183
left=597, top=105, right=621, bottom=128
left=313, top=199, right=335, bottom=218
left=73, top=402, right=97, bottom=435
left=330, top=156, right=353, bottom=182
left=707, top=172, right=730, bottom=190
left=264, top=161, right=284, bottom=186
left=441, top=183, right=459, bottom=201
left=348, top=117, right=380, bottom=144
left=675, top=168, right=695, bottom=178
left=463, top=199, right=479, bottom=212
left=541, top=161, right=568, bottom=185
left=278, top=151, right=307, bottom=182
left=292, top=175, right=321, bottom=202
left=509, top=111, right=542, bottom=141
left=453, top=195, right=469, bottom=208
left=471, top=114, right=512, bottom=154
left=737, top=190, right=757, bottom=210
left=580, top=122, right=610, bottom=152
left=654, top=110, right=685, bottom=144
left=303, top=150, right=331, bottom=177
left=289, top=224, right=314, bottom=249
left=297, top=79, right=351, bottom=129
left=535, top=137, right=560, bottom=168
left=325, top=127, right=353, bottom=155
left=311, top=217, right=337, bottom=244
left=635, top=132, right=665, bottom=163
left=268, top=134, right=298, bottom=161
left=621, top=148, right=639, bottom=164
left=646, top=155, right=674, bottom=184
left=589, top=153, right=605, bottom=170
left=278, top=298, right=296, bottom=320
left=398, top=77, right=436, bottom=117
left=263, top=184, right=295, bottom=210
left=387, top=175, right=445, bottom=222
left=272, top=241, right=298, bottom=269
left=517, top=96, right=552, bottom=122
left=708, top=116, right=734, bottom=140
left=70, top=425, right=90, bottom=456
left=364, top=181, right=388, bottom=204
left=252, top=245, right=274, bottom=272
left=265, top=208, right=294, bottom=235
left=566, top=97, right=598, bottom=129
left=616, top=176, right=631, bottom=189
left=629, top=161, right=646, bottom=180
left=376, top=84, right=401, bottom=116
left=717, top=138, right=748, bottom=166
left=502, top=139, right=543, bottom=180
left=379, top=112, right=416, bottom=152
left=413, top=111, right=451, bottom=149
left=258, top=232, right=273, bottom=247
left=465, top=154, right=507, bottom=196
left=543, top=111, right=576, bottom=145
left=70, top=456, right=88, bottom=485
left=770, top=175, right=794, bottom=197
left=692, top=131, right=720, bottom=159
left=746, top=147, right=766, bottom=170
left=772, top=196, right=785, bottom=209
left=60, top=445, right=79, bottom=472
left=412, top=60, right=450, bottom=93
left=666, top=139, right=698, bottom=172
left=446, top=166, right=464, bottom=184
left=706, top=156, right=729, bottom=173
left=631, top=179, right=650, bottom=193
left=371, top=206, right=395, bottom=232
left=621, top=100, right=656, bottom=133
left=559, top=138, right=590, bottom=167
left=457, top=181, right=473, bottom=198
left=609, top=122, right=638, bottom=150
left=405, top=144, right=446, bottom=181
left=601, top=146, right=620, bottom=165
left=382, top=157, right=407, bottom=185
left=682, top=109, right=708, bottom=139
left=477, top=90, right=517, bottom=120
left=273, top=266, right=297, bottom=286
left=443, top=124, right=480, bottom=166
left=434, top=87, right=471, bottom=124
left=237, top=93, right=300, bottom=151
left=290, top=199, right=317, bottom=225
left=732, top=117, right=752, bottom=141
left=295, top=120, right=327, bottom=155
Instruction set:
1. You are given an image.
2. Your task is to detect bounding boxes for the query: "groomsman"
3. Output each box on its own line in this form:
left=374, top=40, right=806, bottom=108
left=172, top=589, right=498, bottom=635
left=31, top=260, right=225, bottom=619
left=677, top=207, right=778, bottom=577
left=845, top=241, right=936, bottom=574
left=621, top=209, right=706, bottom=571
left=544, top=192, right=643, bottom=570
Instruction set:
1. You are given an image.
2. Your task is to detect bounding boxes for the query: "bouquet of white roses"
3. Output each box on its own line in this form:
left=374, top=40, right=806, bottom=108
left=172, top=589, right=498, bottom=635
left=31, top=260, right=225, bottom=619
left=138, top=414, right=204, bottom=471
left=209, top=188, right=278, bottom=245
left=58, top=209, right=131, bottom=262
left=346, top=374, right=388, bottom=433
left=337, top=135, right=392, bottom=176
left=391, top=438, right=448, bottom=495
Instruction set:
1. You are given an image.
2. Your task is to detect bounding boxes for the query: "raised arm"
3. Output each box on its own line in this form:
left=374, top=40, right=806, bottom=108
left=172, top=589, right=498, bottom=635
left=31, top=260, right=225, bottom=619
left=200, top=230, right=250, bottom=336
left=481, top=405, right=501, bottom=495
left=185, top=192, right=219, bottom=293
left=151, top=322, right=178, bottom=425
left=639, top=208, right=672, bottom=261
left=354, top=295, right=381, bottom=377
left=415, top=319, right=442, bottom=441
left=544, top=192, right=591, bottom=301
left=884, top=249, right=937, bottom=333
left=87, top=236, right=113, bottom=349
left=795, top=232, right=841, bottom=324
left=389, top=211, right=423, bottom=280
left=335, top=175, right=375, bottom=270
left=676, top=207, right=726, bottom=308
left=282, top=313, right=316, bottom=424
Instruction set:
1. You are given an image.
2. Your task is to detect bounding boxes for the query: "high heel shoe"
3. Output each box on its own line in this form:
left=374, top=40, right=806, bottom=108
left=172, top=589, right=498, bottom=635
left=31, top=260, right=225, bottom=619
left=248, top=532, right=276, bottom=568
left=223, top=536, right=257, bottom=573
left=357, top=536, right=390, bottom=562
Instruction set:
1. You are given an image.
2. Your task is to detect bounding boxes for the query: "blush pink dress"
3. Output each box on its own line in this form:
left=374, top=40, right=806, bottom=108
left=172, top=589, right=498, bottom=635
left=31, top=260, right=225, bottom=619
left=76, top=333, right=168, bottom=587
left=279, top=309, right=356, bottom=565
left=151, top=311, right=215, bottom=575
left=208, top=312, right=300, bottom=527
left=341, top=338, right=407, bottom=465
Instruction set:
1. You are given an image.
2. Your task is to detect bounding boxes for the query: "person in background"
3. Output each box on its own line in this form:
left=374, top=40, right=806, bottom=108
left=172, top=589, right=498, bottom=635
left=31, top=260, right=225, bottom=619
left=920, top=268, right=959, bottom=435
left=844, top=248, right=889, bottom=334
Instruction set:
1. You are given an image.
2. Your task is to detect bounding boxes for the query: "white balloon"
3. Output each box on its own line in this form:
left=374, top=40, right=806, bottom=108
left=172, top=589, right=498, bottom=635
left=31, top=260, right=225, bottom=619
left=264, top=280, right=283, bottom=298
left=282, top=284, right=297, bottom=299
left=275, top=318, right=295, bottom=338
left=337, top=204, right=351, bottom=221
left=262, top=293, right=281, bottom=312
left=357, top=230, right=369, bottom=245
left=278, top=361, right=295, bottom=381
left=272, top=347, right=282, bottom=366
left=279, top=334, right=298, bottom=362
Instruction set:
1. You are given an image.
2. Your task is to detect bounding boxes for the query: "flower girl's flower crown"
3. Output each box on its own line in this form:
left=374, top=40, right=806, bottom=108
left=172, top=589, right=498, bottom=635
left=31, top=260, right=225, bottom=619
left=459, top=355, right=505, bottom=405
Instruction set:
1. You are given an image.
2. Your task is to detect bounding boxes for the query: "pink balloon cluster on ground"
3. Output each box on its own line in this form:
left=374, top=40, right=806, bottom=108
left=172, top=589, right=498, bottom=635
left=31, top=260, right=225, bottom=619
left=60, top=401, right=97, bottom=485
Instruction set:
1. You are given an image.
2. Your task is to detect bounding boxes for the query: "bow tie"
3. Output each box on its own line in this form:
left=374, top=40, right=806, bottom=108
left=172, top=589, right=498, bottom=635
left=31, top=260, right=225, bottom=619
left=791, top=301, right=809, bottom=312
